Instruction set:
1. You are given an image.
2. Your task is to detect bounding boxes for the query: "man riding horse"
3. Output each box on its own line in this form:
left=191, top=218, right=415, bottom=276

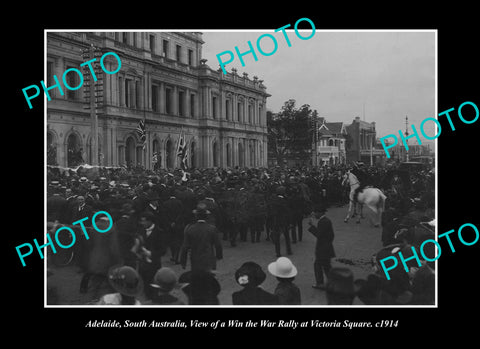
left=350, top=163, right=371, bottom=204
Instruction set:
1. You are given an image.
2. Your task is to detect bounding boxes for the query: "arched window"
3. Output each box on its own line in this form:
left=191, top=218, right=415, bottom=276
left=165, top=139, right=173, bottom=168
left=238, top=142, right=244, bottom=167
left=226, top=143, right=232, bottom=167
left=249, top=142, right=255, bottom=167
left=212, top=141, right=219, bottom=167
left=125, top=136, right=136, bottom=167
left=47, top=131, right=57, bottom=166
left=67, top=133, right=82, bottom=167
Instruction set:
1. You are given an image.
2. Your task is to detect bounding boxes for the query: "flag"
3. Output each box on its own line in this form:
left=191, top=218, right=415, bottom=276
left=176, top=132, right=188, bottom=171
left=136, top=119, right=146, bottom=149
left=181, top=147, right=189, bottom=171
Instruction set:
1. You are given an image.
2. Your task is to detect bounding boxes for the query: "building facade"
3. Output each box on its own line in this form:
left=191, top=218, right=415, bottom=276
left=316, top=118, right=347, bottom=165
left=345, top=116, right=385, bottom=165
left=46, top=32, right=270, bottom=170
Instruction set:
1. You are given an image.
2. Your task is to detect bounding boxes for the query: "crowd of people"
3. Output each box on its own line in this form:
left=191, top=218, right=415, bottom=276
left=46, top=161, right=435, bottom=306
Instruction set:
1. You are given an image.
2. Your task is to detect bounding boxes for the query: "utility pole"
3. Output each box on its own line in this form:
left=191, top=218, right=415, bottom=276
left=81, top=44, right=103, bottom=166
left=405, top=115, right=409, bottom=162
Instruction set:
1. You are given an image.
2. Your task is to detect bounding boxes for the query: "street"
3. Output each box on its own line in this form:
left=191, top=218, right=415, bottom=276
left=47, top=204, right=384, bottom=306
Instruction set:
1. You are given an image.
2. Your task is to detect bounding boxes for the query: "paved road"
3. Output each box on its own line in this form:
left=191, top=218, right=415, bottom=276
left=47, top=204, right=384, bottom=306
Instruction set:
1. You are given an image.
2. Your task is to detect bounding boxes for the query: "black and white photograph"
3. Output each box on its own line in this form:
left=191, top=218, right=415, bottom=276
left=7, top=8, right=479, bottom=339
left=43, top=29, right=436, bottom=307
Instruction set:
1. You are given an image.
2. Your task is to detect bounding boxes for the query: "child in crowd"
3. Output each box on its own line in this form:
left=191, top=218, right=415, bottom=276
left=267, top=257, right=301, bottom=305
left=146, top=267, right=185, bottom=305
left=95, top=265, right=143, bottom=305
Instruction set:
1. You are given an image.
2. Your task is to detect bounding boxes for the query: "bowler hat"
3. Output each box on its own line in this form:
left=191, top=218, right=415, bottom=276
left=235, top=261, right=267, bottom=287
left=192, top=202, right=211, bottom=215
left=108, top=265, right=143, bottom=297
left=268, top=257, right=297, bottom=278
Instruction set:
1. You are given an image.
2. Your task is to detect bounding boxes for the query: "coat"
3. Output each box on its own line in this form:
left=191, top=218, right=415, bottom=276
left=268, top=195, right=290, bottom=228
left=138, top=224, right=168, bottom=268
left=180, top=221, right=223, bottom=272
left=232, top=286, right=279, bottom=305
left=308, top=216, right=336, bottom=259
left=70, top=203, right=94, bottom=225
left=274, top=281, right=301, bottom=305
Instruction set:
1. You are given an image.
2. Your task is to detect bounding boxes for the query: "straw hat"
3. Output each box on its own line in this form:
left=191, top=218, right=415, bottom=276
left=268, top=257, right=297, bottom=278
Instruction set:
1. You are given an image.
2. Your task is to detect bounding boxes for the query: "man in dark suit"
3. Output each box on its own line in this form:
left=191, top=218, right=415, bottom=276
left=162, top=194, right=185, bottom=264
left=70, top=195, right=94, bottom=226
left=268, top=186, right=292, bottom=257
left=180, top=203, right=223, bottom=272
left=308, top=204, right=336, bottom=289
left=137, top=211, right=168, bottom=299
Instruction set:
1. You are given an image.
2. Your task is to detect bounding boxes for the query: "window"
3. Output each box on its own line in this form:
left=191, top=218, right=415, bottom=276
left=133, top=33, right=137, bottom=47
left=237, top=102, right=241, bottom=121
left=152, top=85, right=159, bottom=112
left=188, top=49, right=193, bottom=65
left=226, top=99, right=231, bottom=120
left=165, top=87, right=172, bottom=114
left=65, top=66, right=78, bottom=100
left=122, top=32, right=128, bottom=44
left=190, top=94, right=195, bottom=117
left=125, top=79, right=131, bottom=107
left=176, top=45, right=181, bottom=62
left=212, top=96, right=217, bottom=119
left=178, top=90, right=185, bottom=116
left=248, top=104, right=252, bottom=124
left=163, top=40, right=169, bottom=58
left=118, top=76, right=123, bottom=106
left=149, top=35, right=156, bottom=53
left=135, top=80, right=141, bottom=109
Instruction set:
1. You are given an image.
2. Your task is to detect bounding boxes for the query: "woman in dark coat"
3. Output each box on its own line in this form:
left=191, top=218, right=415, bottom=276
left=232, top=261, right=279, bottom=305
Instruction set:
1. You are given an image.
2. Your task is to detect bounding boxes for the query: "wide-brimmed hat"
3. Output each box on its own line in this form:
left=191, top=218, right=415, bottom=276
left=268, top=257, right=297, bottom=278
left=235, top=261, right=267, bottom=287
left=192, top=202, right=211, bottom=215
left=150, top=267, right=179, bottom=292
left=108, top=265, right=143, bottom=297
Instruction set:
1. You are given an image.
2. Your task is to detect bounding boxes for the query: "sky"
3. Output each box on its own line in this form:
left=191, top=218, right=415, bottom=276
left=201, top=30, right=436, bottom=140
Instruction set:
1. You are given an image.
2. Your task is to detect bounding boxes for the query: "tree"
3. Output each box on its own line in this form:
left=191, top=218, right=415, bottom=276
left=268, top=99, right=316, bottom=166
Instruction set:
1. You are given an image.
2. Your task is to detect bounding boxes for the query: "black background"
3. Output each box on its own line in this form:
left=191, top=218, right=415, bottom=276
left=6, top=4, right=479, bottom=342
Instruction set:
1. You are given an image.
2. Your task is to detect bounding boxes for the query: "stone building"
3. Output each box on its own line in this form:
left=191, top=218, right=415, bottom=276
left=46, top=31, right=270, bottom=169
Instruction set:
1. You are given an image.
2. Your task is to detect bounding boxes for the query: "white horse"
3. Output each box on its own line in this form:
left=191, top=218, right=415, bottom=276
left=342, top=170, right=387, bottom=227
